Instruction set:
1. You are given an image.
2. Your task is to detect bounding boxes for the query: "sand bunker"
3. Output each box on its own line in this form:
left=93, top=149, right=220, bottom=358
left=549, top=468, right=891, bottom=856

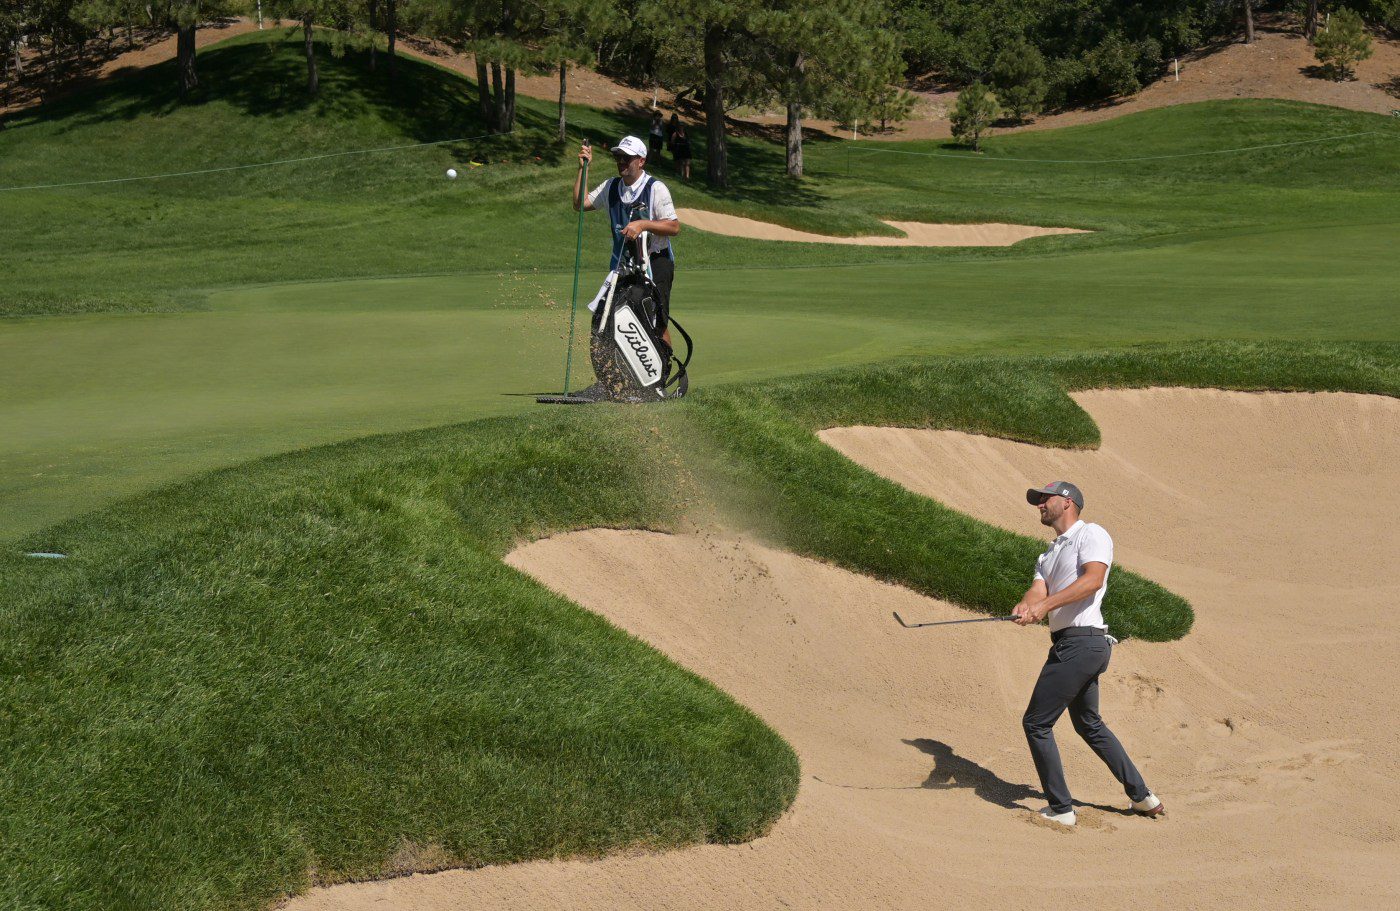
left=290, top=388, right=1399, bottom=910
left=676, top=208, right=1089, bottom=247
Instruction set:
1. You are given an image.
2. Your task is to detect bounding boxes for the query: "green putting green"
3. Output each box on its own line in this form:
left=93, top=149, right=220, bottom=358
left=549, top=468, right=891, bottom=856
left=6, top=216, right=1398, bottom=539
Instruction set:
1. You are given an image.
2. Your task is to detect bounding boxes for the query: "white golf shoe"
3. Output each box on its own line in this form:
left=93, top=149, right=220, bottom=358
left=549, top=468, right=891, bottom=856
left=1037, top=807, right=1076, bottom=827
left=1131, top=793, right=1165, bottom=818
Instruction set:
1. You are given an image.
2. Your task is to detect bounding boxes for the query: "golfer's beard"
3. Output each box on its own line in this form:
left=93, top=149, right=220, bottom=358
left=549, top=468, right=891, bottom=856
left=1039, top=511, right=1053, bottom=526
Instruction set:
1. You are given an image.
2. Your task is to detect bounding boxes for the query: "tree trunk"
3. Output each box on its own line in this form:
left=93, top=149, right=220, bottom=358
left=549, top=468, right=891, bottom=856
left=367, top=0, right=377, bottom=71
left=303, top=18, right=318, bottom=96
left=126, top=23, right=135, bottom=51
left=476, top=59, right=492, bottom=125
left=785, top=54, right=805, bottom=178
left=502, top=67, right=515, bottom=132
left=702, top=24, right=727, bottom=189
left=1244, top=0, right=1255, bottom=44
left=176, top=23, right=197, bottom=95
left=490, top=62, right=503, bottom=133
left=1306, top=0, right=1318, bottom=41
left=386, top=0, right=397, bottom=76
left=12, top=40, right=22, bottom=78
left=557, top=63, right=567, bottom=142
left=785, top=102, right=804, bottom=178
left=499, top=3, right=516, bottom=132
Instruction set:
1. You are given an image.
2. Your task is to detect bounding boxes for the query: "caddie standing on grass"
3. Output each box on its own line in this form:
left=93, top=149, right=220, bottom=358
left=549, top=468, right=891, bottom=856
left=572, top=135, right=681, bottom=344
left=1013, top=481, right=1166, bottom=827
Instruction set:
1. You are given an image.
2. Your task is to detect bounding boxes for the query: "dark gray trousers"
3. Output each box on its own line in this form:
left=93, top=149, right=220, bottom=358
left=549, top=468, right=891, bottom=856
left=650, top=253, right=674, bottom=327
left=1023, top=633, right=1149, bottom=814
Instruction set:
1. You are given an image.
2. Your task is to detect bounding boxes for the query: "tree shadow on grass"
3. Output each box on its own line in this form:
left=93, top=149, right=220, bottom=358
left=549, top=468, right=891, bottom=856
left=13, top=33, right=584, bottom=167
left=904, top=738, right=1131, bottom=815
left=0, top=19, right=245, bottom=114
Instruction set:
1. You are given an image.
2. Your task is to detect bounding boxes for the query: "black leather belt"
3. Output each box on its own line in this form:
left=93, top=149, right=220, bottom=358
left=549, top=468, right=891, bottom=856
left=1051, top=627, right=1107, bottom=642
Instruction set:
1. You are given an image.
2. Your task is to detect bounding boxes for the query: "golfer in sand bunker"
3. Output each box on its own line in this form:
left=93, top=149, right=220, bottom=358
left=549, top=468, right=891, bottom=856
left=1015, top=480, right=1166, bottom=827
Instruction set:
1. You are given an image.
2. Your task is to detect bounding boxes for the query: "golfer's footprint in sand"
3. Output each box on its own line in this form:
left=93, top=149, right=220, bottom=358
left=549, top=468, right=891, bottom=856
left=1114, top=671, right=1167, bottom=707
left=1021, top=806, right=1121, bottom=834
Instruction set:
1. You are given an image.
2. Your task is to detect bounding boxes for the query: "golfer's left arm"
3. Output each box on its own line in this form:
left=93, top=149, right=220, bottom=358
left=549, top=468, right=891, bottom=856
left=1015, top=563, right=1108, bottom=626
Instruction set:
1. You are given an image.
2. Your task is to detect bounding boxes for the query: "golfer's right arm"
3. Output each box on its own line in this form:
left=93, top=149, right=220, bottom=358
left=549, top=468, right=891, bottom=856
left=573, top=143, right=594, bottom=212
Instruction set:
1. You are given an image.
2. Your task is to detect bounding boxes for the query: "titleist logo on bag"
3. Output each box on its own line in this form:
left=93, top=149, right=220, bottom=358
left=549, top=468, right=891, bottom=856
left=612, top=305, right=663, bottom=386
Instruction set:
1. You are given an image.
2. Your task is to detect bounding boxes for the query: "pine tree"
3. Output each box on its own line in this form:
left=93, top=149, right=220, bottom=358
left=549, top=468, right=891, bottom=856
left=267, top=0, right=348, bottom=96
left=752, top=0, right=904, bottom=178
left=991, top=37, right=1046, bottom=122
left=950, top=81, right=998, bottom=151
left=1313, top=8, right=1373, bottom=81
left=642, top=0, right=769, bottom=189
left=530, top=0, right=614, bottom=143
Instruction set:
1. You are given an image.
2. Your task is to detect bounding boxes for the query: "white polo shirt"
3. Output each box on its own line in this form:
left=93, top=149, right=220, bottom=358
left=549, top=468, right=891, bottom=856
left=586, top=171, right=678, bottom=258
left=1033, top=519, right=1113, bottom=633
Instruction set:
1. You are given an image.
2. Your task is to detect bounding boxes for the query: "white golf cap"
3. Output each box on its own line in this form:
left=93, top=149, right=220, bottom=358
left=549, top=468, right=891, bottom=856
left=610, top=135, right=648, bottom=158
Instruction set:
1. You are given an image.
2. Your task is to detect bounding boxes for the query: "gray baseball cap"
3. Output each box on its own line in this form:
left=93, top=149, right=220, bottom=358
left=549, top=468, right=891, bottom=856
left=1026, top=481, right=1084, bottom=510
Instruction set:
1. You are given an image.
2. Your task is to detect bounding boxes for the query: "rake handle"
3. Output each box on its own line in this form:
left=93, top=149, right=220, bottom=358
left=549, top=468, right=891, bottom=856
left=562, top=142, right=590, bottom=396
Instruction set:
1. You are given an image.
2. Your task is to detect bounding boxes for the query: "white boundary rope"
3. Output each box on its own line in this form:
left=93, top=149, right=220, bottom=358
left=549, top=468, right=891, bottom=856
left=846, top=129, right=1387, bottom=165
left=0, top=129, right=514, bottom=192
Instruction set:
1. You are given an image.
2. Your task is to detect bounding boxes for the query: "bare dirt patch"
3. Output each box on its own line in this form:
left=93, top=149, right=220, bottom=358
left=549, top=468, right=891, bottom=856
left=798, top=20, right=1400, bottom=142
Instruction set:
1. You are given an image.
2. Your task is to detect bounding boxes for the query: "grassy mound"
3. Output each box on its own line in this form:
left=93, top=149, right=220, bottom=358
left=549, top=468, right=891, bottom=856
left=5, top=340, right=1395, bottom=910
left=1, top=408, right=800, bottom=910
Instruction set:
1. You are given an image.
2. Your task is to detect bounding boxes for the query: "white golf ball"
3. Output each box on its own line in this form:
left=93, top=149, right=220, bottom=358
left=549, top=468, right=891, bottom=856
left=446, top=168, right=458, bottom=179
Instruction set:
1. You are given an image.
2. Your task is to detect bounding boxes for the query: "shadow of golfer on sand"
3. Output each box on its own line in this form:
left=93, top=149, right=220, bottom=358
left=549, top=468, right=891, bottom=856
left=905, top=738, right=1128, bottom=815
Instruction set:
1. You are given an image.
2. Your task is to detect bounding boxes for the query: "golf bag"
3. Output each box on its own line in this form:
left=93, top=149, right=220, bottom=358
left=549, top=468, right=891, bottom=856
left=587, top=197, right=691, bottom=402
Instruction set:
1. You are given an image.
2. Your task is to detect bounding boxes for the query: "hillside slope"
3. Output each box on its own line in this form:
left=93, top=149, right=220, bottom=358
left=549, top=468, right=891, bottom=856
left=6, top=18, right=1396, bottom=137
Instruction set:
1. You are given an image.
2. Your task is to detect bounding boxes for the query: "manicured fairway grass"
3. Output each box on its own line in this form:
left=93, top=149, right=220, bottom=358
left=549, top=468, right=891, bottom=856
left=3, top=31, right=1399, bottom=540
left=6, top=341, right=1394, bottom=911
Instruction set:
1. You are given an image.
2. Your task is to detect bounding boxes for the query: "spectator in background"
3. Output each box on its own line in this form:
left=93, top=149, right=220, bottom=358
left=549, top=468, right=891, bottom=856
left=671, top=122, right=692, bottom=181
left=648, top=111, right=665, bottom=161
left=666, top=111, right=680, bottom=151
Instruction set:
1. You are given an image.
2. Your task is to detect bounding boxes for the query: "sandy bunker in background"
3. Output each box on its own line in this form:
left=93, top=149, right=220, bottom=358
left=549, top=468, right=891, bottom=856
left=292, top=389, right=1399, bottom=911
left=676, top=208, right=1090, bottom=247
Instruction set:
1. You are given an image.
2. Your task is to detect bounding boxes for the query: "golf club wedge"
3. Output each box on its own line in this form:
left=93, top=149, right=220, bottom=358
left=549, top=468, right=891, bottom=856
left=892, top=611, right=1017, bottom=629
